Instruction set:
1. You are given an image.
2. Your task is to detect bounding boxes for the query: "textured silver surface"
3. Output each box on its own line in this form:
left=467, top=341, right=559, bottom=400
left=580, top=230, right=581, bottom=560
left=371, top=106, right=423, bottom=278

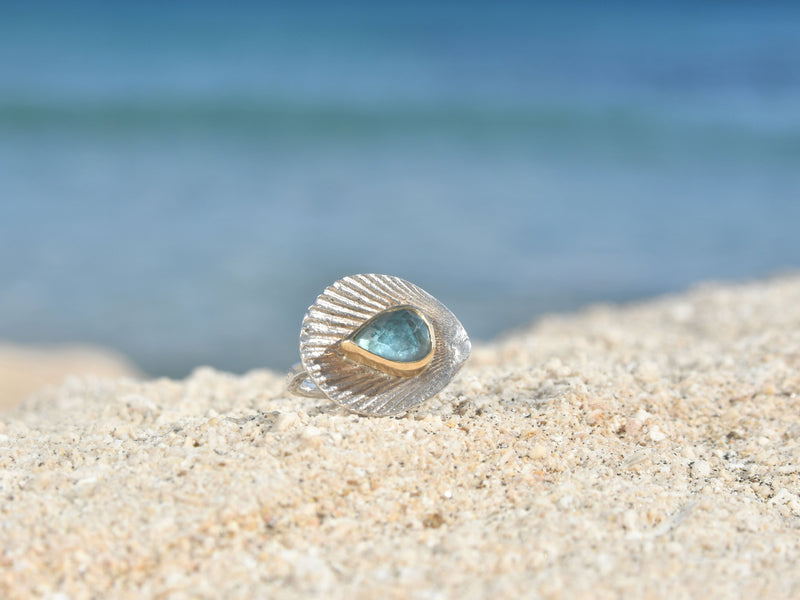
left=299, top=274, right=470, bottom=416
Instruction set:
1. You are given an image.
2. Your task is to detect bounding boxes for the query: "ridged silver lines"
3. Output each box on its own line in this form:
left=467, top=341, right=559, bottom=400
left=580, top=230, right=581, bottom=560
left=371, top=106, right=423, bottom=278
left=298, top=273, right=471, bottom=416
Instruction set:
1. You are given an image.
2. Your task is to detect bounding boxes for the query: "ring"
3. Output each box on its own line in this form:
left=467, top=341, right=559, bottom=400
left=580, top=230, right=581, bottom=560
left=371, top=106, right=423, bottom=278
left=288, top=274, right=470, bottom=416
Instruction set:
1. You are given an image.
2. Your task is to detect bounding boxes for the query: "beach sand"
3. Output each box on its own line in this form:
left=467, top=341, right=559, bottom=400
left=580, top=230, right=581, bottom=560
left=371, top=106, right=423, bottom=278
left=1, top=276, right=799, bottom=599
left=0, top=344, right=140, bottom=411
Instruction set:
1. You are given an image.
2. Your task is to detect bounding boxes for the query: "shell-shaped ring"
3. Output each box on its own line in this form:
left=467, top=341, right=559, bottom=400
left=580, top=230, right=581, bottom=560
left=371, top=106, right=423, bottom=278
left=288, top=274, right=470, bottom=416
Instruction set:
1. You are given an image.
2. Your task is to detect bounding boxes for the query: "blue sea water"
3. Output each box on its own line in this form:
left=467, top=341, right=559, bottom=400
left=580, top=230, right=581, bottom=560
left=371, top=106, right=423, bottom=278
left=1, top=2, right=799, bottom=376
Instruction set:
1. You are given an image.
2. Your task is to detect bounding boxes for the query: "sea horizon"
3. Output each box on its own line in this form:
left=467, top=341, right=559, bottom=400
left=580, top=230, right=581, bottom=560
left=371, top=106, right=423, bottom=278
left=2, top=1, right=799, bottom=376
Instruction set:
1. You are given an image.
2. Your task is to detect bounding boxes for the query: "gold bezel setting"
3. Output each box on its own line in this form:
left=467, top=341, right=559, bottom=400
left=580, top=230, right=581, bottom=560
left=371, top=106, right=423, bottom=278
left=338, top=305, right=435, bottom=377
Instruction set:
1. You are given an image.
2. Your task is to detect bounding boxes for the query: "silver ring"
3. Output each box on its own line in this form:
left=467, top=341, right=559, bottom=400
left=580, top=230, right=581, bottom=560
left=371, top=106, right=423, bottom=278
left=288, top=274, right=470, bottom=416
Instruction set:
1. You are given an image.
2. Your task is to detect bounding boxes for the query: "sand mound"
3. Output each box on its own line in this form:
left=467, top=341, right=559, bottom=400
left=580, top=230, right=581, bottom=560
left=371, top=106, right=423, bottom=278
left=0, top=344, right=140, bottom=411
left=2, top=276, right=799, bottom=598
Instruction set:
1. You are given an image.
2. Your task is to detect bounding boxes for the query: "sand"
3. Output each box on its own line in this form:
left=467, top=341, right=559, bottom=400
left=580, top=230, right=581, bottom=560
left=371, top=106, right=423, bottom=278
left=0, top=344, right=140, bottom=411
left=1, top=276, right=799, bottom=599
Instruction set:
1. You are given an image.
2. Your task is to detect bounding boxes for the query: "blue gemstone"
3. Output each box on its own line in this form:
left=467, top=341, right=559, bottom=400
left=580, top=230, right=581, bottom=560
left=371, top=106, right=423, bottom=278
left=352, top=308, right=432, bottom=362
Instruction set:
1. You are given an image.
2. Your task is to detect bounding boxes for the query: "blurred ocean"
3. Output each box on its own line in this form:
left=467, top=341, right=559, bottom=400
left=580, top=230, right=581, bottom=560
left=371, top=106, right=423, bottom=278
left=1, top=1, right=799, bottom=376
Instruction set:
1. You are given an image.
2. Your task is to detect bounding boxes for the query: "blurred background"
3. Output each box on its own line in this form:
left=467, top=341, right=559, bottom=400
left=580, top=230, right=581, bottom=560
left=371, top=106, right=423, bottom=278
left=1, top=1, right=799, bottom=382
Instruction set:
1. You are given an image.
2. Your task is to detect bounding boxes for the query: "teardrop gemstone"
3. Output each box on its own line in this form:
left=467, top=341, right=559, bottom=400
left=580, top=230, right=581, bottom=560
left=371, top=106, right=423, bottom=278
left=351, top=307, right=432, bottom=363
